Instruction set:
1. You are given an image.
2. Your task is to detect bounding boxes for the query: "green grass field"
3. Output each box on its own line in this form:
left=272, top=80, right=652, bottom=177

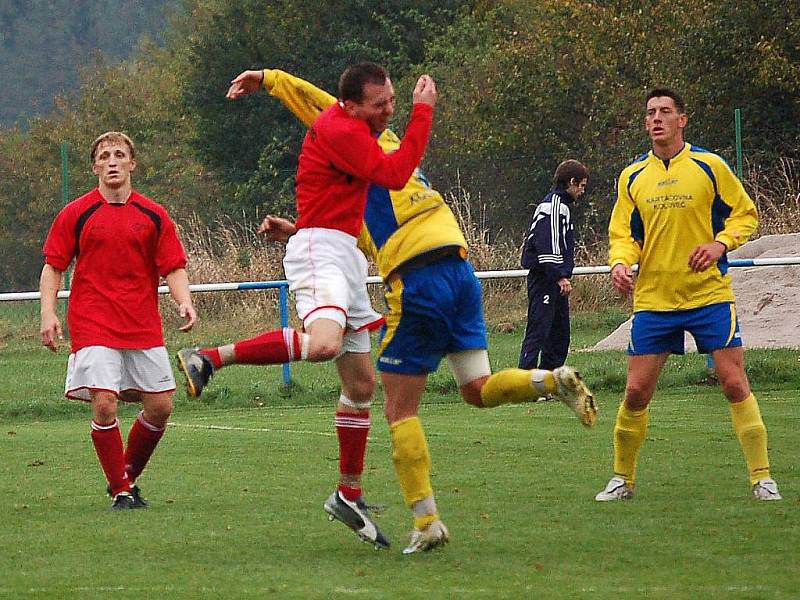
left=1, top=303, right=799, bottom=598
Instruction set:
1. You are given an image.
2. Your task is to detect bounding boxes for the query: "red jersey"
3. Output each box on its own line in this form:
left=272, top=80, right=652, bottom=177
left=294, top=102, right=433, bottom=237
left=43, top=188, right=187, bottom=352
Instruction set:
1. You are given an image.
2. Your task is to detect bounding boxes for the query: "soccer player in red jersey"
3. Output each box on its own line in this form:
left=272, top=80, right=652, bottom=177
left=40, top=131, right=196, bottom=510
left=177, top=63, right=436, bottom=548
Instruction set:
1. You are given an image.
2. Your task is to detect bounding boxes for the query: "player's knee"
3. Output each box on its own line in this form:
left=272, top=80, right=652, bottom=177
left=147, top=403, right=173, bottom=426
left=307, top=342, right=341, bottom=362
left=347, top=377, right=375, bottom=404
left=624, top=383, right=652, bottom=410
left=720, top=378, right=749, bottom=402
left=93, top=403, right=117, bottom=423
left=94, top=409, right=116, bottom=424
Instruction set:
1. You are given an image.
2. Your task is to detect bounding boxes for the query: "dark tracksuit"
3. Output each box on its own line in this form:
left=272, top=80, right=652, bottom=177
left=518, top=186, right=575, bottom=370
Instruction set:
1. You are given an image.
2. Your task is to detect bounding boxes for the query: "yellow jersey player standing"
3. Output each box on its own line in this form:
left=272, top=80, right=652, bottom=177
left=596, top=88, right=781, bottom=502
left=223, top=68, right=597, bottom=554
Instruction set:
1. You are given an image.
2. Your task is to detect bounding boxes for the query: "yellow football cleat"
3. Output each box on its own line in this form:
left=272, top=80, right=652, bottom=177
left=552, top=366, right=598, bottom=427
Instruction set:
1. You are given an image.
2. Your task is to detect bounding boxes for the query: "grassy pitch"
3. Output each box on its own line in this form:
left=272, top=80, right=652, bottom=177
left=2, top=389, right=798, bottom=598
left=1, top=303, right=798, bottom=598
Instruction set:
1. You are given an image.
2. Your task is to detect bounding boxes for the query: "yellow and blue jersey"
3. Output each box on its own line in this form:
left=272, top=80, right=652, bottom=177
left=608, top=143, right=758, bottom=311
left=264, top=69, right=467, bottom=279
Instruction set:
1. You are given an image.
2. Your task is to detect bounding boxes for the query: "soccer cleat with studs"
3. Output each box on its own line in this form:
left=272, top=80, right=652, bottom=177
left=402, top=519, right=450, bottom=555
left=107, top=484, right=148, bottom=508
left=111, top=492, right=136, bottom=510
left=552, top=366, right=598, bottom=427
left=752, top=478, right=782, bottom=501
left=594, top=476, right=635, bottom=501
left=323, top=490, right=390, bottom=550
left=176, top=347, right=215, bottom=398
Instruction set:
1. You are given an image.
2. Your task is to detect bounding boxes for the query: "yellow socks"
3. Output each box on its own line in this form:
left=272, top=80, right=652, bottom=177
left=413, top=510, right=439, bottom=531
left=613, top=402, right=649, bottom=486
left=730, top=393, right=771, bottom=484
left=390, top=417, right=433, bottom=507
left=480, top=368, right=555, bottom=407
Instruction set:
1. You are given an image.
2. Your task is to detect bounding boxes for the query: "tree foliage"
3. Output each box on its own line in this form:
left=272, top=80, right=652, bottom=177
left=177, top=0, right=473, bottom=216
left=0, top=0, right=798, bottom=291
left=405, top=0, right=800, bottom=235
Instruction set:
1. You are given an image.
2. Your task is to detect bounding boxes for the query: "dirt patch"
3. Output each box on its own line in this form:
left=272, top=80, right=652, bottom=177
left=593, top=233, right=800, bottom=350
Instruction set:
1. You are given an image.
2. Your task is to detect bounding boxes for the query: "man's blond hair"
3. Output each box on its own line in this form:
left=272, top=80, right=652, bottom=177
left=90, top=131, right=136, bottom=162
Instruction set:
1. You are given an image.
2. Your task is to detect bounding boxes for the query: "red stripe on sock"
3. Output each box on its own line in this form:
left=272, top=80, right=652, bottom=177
left=231, top=328, right=301, bottom=364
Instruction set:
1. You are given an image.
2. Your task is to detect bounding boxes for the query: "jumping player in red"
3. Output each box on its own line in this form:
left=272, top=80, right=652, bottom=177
left=177, top=63, right=436, bottom=548
left=40, top=131, right=196, bottom=510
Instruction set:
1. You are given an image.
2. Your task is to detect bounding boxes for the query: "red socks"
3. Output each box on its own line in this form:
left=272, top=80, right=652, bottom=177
left=91, top=420, right=130, bottom=496
left=92, top=413, right=166, bottom=495
left=125, top=412, right=165, bottom=482
left=200, top=328, right=303, bottom=368
left=335, top=412, right=370, bottom=501
left=200, top=347, right=223, bottom=369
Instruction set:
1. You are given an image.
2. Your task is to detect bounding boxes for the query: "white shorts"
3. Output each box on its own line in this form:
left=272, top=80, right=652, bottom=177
left=283, top=228, right=383, bottom=333
left=65, top=346, right=176, bottom=402
left=340, top=329, right=371, bottom=355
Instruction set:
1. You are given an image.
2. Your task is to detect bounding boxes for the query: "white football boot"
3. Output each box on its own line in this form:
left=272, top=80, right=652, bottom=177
left=552, top=366, right=598, bottom=427
left=752, top=478, right=782, bottom=501
left=402, top=519, right=450, bottom=555
left=594, top=476, right=635, bottom=501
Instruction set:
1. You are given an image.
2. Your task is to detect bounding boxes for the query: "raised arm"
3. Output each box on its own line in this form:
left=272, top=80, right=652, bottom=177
left=226, top=68, right=337, bottom=127
left=319, top=76, right=435, bottom=190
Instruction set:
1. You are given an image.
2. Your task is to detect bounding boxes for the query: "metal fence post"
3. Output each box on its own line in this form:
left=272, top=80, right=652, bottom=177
left=279, top=283, right=291, bottom=386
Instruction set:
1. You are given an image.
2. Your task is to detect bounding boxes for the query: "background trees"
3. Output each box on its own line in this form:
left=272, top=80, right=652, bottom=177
left=1, top=0, right=797, bottom=290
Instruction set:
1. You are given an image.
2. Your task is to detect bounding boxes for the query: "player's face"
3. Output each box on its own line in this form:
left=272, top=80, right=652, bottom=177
left=645, top=96, right=687, bottom=147
left=92, top=141, right=136, bottom=189
left=566, top=177, right=587, bottom=201
left=348, top=78, right=395, bottom=134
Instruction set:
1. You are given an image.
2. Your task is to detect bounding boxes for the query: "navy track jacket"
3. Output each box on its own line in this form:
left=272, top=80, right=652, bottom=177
left=520, top=187, right=575, bottom=282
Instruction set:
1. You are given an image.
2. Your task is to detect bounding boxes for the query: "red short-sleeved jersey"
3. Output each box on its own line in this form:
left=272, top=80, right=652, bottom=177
left=43, top=188, right=187, bottom=352
left=294, top=102, right=433, bottom=237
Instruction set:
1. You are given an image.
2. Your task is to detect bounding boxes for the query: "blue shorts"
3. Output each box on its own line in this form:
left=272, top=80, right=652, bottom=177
left=377, top=255, right=488, bottom=374
left=628, top=302, right=742, bottom=355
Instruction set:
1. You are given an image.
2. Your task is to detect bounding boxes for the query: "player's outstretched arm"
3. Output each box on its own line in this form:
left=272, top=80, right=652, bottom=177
left=225, top=69, right=265, bottom=100
left=165, top=268, right=197, bottom=332
left=39, top=264, right=63, bottom=352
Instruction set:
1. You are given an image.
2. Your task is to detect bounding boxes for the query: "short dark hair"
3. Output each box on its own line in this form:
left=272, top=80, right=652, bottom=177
left=646, top=87, right=686, bottom=113
left=338, top=62, right=389, bottom=102
left=553, top=159, right=588, bottom=188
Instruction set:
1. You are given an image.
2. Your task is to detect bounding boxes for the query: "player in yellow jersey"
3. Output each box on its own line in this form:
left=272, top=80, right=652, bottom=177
left=596, top=88, right=781, bottom=502
left=207, top=68, right=597, bottom=553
